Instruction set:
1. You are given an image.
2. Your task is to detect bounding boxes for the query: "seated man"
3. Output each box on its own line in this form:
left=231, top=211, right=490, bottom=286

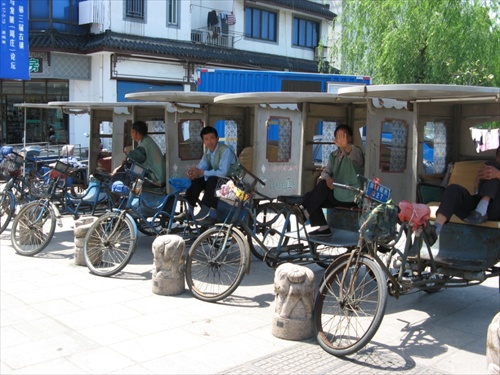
left=431, top=146, right=500, bottom=242
left=302, top=125, right=365, bottom=236
left=183, top=126, right=239, bottom=226
left=126, top=121, right=166, bottom=186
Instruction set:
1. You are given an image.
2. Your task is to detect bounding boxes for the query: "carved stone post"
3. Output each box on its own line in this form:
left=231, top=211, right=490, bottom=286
left=74, top=216, right=98, bottom=266
left=152, top=235, right=185, bottom=296
left=272, top=263, right=315, bottom=340
left=487, top=312, right=500, bottom=375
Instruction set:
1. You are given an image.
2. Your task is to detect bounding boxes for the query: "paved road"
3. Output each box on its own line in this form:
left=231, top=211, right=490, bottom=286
left=1, top=216, right=498, bottom=374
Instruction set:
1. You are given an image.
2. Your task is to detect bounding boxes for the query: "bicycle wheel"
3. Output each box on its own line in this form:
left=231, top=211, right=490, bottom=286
left=248, top=202, right=289, bottom=260
left=11, top=200, right=56, bottom=256
left=0, top=190, right=15, bottom=234
left=186, top=226, right=246, bottom=302
left=315, top=254, right=387, bottom=356
left=84, top=211, right=138, bottom=277
left=311, top=243, right=353, bottom=269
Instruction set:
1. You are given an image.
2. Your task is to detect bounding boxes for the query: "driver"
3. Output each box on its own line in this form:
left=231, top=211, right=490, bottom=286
left=126, top=121, right=166, bottom=187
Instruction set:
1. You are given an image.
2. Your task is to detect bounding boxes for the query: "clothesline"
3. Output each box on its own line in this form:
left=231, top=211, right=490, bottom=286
left=189, top=4, right=233, bottom=14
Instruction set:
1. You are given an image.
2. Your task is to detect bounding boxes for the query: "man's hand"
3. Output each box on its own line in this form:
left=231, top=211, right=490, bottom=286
left=478, top=165, right=500, bottom=180
left=322, top=176, right=335, bottom=190
left=187, top=168, right=203, bottom=180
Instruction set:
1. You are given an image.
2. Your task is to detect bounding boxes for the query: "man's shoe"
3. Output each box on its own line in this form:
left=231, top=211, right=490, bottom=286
left=423, top=222, right=438, bottom=246
left=197, top=215, right=217, bottom=227
left=463, top=210, right=488, bottom=224
left=309, top=227, right=332, bottom=237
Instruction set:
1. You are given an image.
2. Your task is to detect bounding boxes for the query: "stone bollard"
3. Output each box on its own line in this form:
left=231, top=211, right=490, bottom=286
left=272, top=263, right=315, bottom=341
left=487, top=312, right=500, bottom=375
left=73, top=216, right=98, bottom=266
left=152, top=235, right=186, bottom=296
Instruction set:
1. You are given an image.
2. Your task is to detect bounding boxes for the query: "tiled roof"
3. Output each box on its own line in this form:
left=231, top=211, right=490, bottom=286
left=251, top=0, right=336, bottom=19
left=30, top=30, right=338, bottom=74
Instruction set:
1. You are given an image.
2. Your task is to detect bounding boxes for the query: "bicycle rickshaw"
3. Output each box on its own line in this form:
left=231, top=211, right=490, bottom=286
left=10, top=160, right=115, bottom=256
left=314, top=177, right=500, bottom=357
left=185, top=166, right=360, bottom=302
left=0, top=151, right=49, bottom=234
left=82, top=162, right=205, bottom=277
left=184, top=168, right=499, bottom=357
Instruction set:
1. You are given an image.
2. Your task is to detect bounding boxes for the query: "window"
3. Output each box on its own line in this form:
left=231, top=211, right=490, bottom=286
left=292, top=17, right=319, bottom=48
left=29, top=0, right=86, bottom=33
left=379, top=119, right=409, bottom=173
left=167, top=0, right=178, bottom=26
left=267, top=117, right=291, bottom=162
left=178, top=120, right=204, bottom=160
left=244, top=7, right=277, bottom=42
left=125, top=0, right=144, bottom=20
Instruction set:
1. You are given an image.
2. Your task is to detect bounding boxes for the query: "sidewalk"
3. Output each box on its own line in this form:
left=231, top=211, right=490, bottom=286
left=1, top=216, right=498, bottom=374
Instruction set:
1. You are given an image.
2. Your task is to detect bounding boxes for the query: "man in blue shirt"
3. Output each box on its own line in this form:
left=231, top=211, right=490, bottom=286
left=184, top=126, right=238, bottom=226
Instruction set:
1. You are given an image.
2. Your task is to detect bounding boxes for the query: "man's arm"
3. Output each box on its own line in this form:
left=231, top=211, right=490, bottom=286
left=204, top=147, right=236, bottom=178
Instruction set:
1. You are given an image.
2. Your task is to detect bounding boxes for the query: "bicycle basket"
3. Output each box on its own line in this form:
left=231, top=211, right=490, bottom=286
left=359, top=201, right=399, bottom=242
left=30, top=179, right=52, bottom=199
left=0, top=155, right=22, bottom=179
left=53, top=160, right=71, bottom=175
left=215, top=177, right=250, bottom=206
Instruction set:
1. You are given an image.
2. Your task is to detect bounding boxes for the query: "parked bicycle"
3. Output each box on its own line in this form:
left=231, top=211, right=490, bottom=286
left=185, top=167, right=359, bottom=302
left=0, top=152, right=49, bottom=234
left=10, top=160, right=115, bottom=256
left=83, top=162, right=204, bottom=277
left=314, top=176, right=500, bottom=357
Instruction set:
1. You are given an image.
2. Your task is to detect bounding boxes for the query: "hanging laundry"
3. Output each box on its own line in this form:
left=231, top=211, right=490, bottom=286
left=207, top=10, right=219, bottom=27
left=227, top=12, right=236, bottom=25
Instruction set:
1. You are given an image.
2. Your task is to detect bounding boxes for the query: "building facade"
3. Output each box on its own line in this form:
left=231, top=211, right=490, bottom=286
left=0, top=0, right=336, bottom=148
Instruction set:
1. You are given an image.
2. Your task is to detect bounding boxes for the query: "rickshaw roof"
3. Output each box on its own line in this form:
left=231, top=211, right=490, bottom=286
left=213, top=92, right=366, bottom=105
left=125, top=91, right=221, bottom=104
left=338, top=84, right=500, bottom=103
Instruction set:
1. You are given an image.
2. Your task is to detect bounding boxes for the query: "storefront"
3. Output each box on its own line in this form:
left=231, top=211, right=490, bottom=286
left=0, top=78, right=70, bottom=145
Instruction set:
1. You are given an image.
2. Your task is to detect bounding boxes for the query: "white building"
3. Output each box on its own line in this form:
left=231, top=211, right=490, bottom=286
left=1, top=0, right=337, bottom=147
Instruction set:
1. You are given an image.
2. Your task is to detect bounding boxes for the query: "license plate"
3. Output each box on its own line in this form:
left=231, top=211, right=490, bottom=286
left=366, top=179, right=391, bottom=203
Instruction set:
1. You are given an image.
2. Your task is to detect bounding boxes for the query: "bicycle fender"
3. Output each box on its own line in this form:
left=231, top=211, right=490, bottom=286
left=215, top=224, right=251, bottom=275
left=48, top=201, right=63, bottom=227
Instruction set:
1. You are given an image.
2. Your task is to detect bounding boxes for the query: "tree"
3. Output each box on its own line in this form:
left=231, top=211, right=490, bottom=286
left=327, top=0, right=500, bottom=86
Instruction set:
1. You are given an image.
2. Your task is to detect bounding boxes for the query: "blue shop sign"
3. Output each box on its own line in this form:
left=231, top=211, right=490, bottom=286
left=0, top=0, right=29, bottom=80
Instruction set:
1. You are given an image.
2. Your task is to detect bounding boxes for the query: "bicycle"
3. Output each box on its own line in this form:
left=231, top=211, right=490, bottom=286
left=0, top=152, right=49, bottom=234
left=10, top=160, right=115, bottom=256
left=185, top=167, right=359, bottom=302
left=313, top=176, right=500, bottom=357
left=82, top=162, right=204, bottom=277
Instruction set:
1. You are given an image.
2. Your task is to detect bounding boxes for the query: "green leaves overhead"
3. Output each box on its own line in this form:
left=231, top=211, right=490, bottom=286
left=332, top=0, right=499, bottom=86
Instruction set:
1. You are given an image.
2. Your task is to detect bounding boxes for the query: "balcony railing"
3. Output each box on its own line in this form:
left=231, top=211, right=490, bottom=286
left=191, top=27, right=243, bottom=49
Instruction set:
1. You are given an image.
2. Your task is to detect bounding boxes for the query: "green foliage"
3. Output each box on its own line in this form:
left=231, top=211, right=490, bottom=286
left=331, top=0, right=500, bottom=86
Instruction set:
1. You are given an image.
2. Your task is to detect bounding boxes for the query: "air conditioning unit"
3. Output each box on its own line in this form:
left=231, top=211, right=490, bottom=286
left=79, top=0, right=104, bottom=25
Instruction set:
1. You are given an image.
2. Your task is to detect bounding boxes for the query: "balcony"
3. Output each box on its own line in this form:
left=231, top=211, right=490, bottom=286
left=191, top=27, right=243, bottom=49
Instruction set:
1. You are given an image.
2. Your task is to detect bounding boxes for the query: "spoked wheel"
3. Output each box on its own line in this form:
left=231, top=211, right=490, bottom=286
left=84, top=211, right=138, bottom=277
left=0, top=190, right=15, bottom=234
left=314, top=255, right=388, bottom=357
left=135, top=215, right=163, bottom=236
left=11, top=200, right=56, bottom=256
left=248, top=203, right=289, bottom=260
left=186, top=226, right=247, bottom=302
left=312, top=243, right=353, bottom=269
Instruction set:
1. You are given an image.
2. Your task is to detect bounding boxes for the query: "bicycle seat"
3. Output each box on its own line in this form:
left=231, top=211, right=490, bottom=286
left=277, top=195, right=304, bottom=205
left=169, top=178, right=191, bottom=193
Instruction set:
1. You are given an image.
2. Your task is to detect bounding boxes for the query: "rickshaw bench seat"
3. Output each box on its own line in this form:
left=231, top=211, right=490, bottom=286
left=420, top=160, right=500, bottom=229
left=427, top=203, right=500, bottom=229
